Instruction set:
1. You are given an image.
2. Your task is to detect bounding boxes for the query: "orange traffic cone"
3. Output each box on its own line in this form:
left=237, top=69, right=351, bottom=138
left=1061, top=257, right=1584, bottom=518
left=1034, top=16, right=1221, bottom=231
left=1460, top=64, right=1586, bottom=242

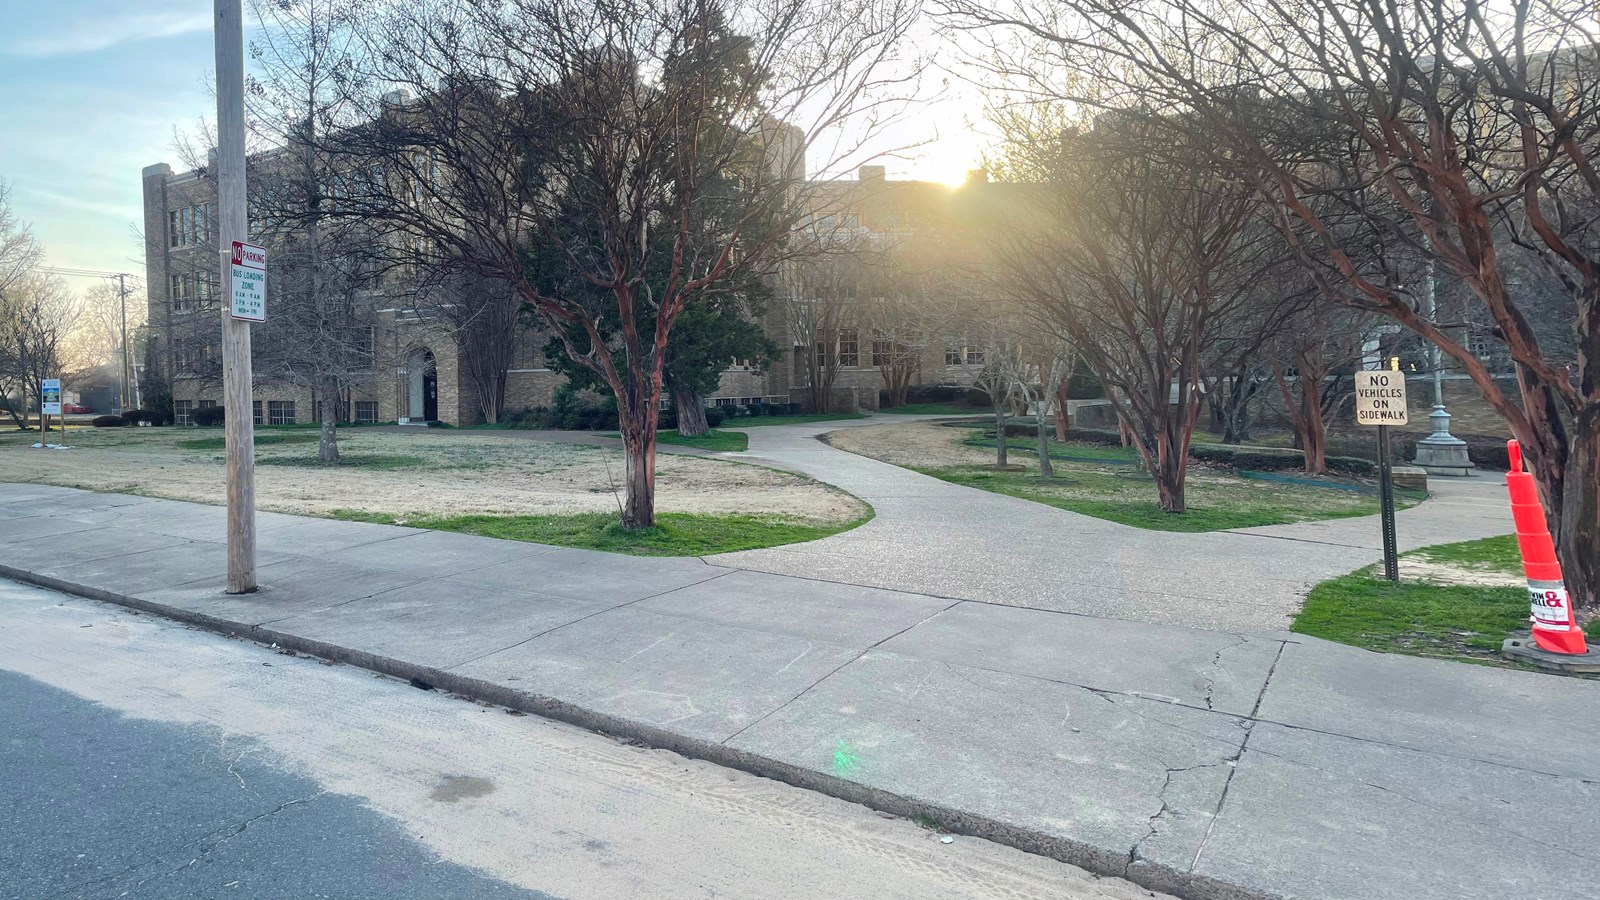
left=1505, top=440, right=1586, bottom=655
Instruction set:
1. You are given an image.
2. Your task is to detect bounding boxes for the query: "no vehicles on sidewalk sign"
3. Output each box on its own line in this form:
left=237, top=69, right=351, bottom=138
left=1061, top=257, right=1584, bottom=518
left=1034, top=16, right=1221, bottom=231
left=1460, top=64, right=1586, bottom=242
left=229, top=241, right=267, bottom=322
left=1355, top=371, right=1408, bottom=426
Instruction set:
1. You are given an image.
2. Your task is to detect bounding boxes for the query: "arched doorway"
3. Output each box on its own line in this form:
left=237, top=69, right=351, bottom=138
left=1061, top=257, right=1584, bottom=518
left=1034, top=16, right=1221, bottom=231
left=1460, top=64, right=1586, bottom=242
left=408, top=348, right=437, bottom=422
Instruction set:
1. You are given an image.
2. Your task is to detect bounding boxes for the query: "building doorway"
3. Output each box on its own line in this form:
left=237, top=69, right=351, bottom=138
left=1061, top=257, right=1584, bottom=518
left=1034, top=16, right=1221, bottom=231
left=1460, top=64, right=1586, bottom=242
left=407, top=348, right=438, bottom=422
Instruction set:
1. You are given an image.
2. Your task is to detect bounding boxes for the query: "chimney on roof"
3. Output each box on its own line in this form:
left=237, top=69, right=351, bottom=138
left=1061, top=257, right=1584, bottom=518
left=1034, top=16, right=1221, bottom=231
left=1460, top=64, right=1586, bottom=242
left=965, top=168, right=989, bottom=185
left=858, top=165, right=886, bottom=182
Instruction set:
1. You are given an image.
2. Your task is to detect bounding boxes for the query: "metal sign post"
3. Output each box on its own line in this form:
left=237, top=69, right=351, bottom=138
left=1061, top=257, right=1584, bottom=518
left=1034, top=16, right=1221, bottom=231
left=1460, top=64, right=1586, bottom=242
left=1355, top=366, right=1409, bottom=582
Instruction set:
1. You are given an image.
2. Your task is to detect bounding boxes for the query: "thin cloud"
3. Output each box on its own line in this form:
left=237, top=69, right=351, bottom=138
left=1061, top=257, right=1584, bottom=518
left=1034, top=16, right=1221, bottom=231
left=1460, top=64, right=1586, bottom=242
left=6, top=9, right=211, bottom=59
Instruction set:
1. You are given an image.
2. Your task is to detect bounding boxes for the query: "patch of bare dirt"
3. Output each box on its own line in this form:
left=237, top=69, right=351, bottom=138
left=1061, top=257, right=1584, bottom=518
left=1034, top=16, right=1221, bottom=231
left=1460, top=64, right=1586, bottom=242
left=1399, top=558, right=1524, bottom=588
left=0, top=429, right=864, bottom=524
left=825, top=422, right=997, bottom=468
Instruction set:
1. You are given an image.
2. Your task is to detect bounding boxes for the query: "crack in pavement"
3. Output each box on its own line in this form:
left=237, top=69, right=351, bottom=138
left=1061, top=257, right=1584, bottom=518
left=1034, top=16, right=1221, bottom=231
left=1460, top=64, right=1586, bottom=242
left=1127, top=758, right=1238, bottom=874
left=42, top=790, right=327, bottom=899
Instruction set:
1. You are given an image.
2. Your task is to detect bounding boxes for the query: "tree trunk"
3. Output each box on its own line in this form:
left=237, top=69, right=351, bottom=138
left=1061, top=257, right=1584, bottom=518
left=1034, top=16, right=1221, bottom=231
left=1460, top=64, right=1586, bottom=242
left=1558, top=404, right=1599, bottom=610
left=674, top=385, right=710, bottom=437
left=1298, top=385, right=1327, bottom=475
left=1154, top=432, right=1187, bottom=513
left=1036, top=410, right=1053, bottom=478
left=317, top=381, right=339, bottom=465
left=1220, top=374, right=1257, bottom=445
left=1054, top=380, right=1071, bottom=442
left=619, top=409, right=659, bottom=529
left=994, top=404, right=1008, bottom=468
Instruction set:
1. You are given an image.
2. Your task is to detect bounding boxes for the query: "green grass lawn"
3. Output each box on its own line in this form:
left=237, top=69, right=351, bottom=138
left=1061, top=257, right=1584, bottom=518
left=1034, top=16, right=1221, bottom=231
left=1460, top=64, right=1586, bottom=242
left=917, top=460, right=1416, bottom=532
left=653, top=429, right=749, bottom=451
left=329, top=508, right=871, bottom=556
left=880, top=403, right=987, bottom=416
left=1291, top=535, right=1589, bottom=666
left=962, top=434, right=1141, bottom=463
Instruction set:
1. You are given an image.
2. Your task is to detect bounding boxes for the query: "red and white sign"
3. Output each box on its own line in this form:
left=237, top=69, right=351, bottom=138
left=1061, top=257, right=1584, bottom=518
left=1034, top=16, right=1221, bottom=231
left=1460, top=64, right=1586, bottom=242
left=229, top=240, right=267, bottom=322
left=1530, top=584, right=1573, bottom=632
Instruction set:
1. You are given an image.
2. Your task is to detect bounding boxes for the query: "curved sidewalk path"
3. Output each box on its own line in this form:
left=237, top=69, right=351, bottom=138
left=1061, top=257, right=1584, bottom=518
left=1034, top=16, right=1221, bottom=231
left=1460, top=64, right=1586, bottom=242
left=711, top=416, right=1513, bottom=633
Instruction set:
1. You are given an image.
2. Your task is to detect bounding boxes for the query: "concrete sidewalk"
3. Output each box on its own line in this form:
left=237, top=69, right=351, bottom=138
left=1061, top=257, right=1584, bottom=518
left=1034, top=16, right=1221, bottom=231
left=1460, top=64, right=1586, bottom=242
left=711, top=418, right=1515, bottom=632
left=1, top=483, right=1595, bottom=900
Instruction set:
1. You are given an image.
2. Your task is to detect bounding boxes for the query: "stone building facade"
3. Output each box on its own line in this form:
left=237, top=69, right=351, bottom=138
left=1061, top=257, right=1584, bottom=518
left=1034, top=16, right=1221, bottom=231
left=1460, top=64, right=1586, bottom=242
left=140, top=160, right=995, bottom=426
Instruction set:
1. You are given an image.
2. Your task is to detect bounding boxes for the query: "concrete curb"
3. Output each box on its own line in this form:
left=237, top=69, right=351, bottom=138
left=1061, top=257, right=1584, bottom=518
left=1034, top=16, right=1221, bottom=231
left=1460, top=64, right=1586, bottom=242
left=0, top=561, right=1272, bottom=900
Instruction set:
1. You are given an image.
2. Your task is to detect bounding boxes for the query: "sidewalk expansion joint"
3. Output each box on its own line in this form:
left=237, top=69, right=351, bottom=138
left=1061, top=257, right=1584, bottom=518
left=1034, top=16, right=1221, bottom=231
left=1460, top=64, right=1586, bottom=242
left=1186, top=724, right=1254, bottom=874
left=720, top=597, right=965, bottom=746
left=444, top=569, right=738, bottom=672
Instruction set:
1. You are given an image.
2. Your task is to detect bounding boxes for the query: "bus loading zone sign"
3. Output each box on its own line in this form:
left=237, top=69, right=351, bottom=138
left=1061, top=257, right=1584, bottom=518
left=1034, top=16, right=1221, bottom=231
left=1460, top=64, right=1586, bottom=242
left=229, top=241, right=267, bottom=322
left=1355, top=370, right=1409, bottom=426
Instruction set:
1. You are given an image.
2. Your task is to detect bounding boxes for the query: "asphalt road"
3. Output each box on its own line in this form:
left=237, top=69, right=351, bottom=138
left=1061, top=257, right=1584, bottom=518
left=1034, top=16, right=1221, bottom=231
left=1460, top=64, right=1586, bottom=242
left=0, top=577, right=1164, bottom=900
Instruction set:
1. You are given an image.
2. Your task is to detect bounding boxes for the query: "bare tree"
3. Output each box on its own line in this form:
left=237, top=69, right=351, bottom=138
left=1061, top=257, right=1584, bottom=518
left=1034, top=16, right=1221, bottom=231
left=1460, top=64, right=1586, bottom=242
left=0, top=185, right=56, bottom=428
left=1265, top=302, right=1370, bottom=474
left=963, top=322, right=1029, bottom=468
left=857, top=228, right=970, bottom=408
left=0, top=277, right=79, bottom=430
left=247, top=0, right=385, bottom=462
left=1020, top=335, right=1076, bottom=477
left=316, top=0, right=915, bottom=526
left=63, top=281, right=146, bottom=379
left=780, top=250, right=862, bottom=414
left=942, top=0, right=1600, bottom=599
left=995, top=122, right=1280, bottom=513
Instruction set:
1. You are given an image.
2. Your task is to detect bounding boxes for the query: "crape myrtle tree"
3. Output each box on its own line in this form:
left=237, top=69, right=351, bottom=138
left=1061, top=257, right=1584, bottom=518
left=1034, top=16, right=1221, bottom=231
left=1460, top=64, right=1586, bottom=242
left=1266, top=299, right=1370, bottom=474
left=992, top=119, right=1292, bottom=513
left=321, top=0, right=916, bottom=527
left=539, top=292, right=780, bottom=437
left=941, top=0, right=1600, bottom=600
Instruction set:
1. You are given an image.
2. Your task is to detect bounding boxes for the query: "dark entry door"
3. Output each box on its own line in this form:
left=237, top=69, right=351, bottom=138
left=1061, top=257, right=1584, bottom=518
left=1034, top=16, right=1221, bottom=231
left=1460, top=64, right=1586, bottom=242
left=423, top=369, right=438, bottom=421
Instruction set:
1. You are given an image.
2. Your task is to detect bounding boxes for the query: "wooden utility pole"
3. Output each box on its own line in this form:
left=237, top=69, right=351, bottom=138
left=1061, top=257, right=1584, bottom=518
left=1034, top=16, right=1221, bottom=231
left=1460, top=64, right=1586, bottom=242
left=215, top=0, right=257, bottom=593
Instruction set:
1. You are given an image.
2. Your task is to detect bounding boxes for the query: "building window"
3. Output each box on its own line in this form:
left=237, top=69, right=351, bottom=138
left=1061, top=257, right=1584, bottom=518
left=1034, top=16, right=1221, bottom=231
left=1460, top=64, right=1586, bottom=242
left=252, top=400, right=263, bottom=426
left=965, top=346, right=985, bottom=365
left=355, top=401, right=379, bottom=424
left=168, top=204, right=214, bottom=248
left=946, top=345, right=962, bottom=366
left=837, top=329, right=859, bottom=367
left=313, top=400, right=350, bottom=423
left=267, top=400, right=296, bottom=426
left=174, top=400, right=193, bottom=426
left=169, top=272, right=217, bottom=311
left=871, top=339, right=892, bottom=368
left=198, top=399, right=216, bottom=410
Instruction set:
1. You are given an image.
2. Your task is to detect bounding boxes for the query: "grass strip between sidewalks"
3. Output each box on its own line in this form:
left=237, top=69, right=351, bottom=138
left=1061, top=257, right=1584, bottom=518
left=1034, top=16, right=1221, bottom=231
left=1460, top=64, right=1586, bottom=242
left=1294, top=534, right=1600, bottom=667
left=329, top=508, right=872, bottom=556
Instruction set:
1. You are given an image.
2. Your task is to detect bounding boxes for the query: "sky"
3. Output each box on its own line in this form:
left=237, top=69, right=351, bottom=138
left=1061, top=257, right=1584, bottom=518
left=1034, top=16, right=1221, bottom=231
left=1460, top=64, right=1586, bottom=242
left=0, top=2, right=985, bottom=281
left=0, top=1, right=222, bottom=277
